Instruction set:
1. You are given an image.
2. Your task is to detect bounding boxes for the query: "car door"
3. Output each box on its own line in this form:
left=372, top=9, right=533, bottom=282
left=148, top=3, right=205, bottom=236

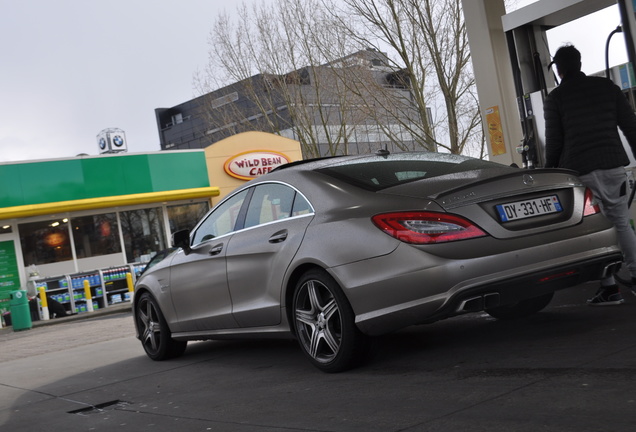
left=168, top=189, right=249, bottom=332
left=225, top=183, right=314, bottom=328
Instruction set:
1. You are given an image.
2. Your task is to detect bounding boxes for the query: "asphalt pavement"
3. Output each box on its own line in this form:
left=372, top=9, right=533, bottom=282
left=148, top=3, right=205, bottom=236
left=1, top=284, right=636, bottom=432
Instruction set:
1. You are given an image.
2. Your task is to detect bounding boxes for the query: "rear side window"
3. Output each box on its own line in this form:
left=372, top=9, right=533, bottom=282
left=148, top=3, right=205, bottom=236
left=292, top=194, right=312, bottom=216
left=244, top=183, right=296, bottom=229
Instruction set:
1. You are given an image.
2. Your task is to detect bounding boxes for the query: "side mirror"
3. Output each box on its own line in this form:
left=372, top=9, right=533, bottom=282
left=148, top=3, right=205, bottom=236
left=172, top=229, right=192, bottom=255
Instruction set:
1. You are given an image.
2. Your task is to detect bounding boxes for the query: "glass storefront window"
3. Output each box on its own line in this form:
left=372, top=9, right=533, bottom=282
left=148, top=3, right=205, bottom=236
left=119, top=207, right=167, bottom=263
left=0, top=225, right=12, bottom=234
left=19, top=219, right=73, bottom=265
left=17, top=202, right=209, bottom=267
left=167, top=201, right=210, bottom=234
left=72, top=213, right=122, bottom=258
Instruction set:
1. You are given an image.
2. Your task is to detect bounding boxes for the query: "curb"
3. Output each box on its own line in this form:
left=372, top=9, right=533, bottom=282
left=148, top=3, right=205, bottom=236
left=1, top=302, right=132, bottom=332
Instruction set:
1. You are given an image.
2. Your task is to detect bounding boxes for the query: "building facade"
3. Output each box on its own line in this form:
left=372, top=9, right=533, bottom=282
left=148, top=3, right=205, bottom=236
left=155, top=50, right=430, bottom=159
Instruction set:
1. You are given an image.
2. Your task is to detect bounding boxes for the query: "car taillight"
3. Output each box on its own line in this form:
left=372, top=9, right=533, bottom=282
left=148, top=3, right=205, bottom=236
left=371, top=211, right=487, bottom=244
left=583, top=188, right=600, bottom=216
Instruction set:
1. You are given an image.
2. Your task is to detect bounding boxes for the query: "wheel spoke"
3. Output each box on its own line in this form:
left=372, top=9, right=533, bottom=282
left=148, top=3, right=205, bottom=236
left=295, top=308, right=315, bottom=326
left=308, top=327, right=321, bottom=357
left=321, top=326, right=340, bottom=354
left=307, top=281, right=321, bottom=312
left=322, top=298, right=337, bottom=320
left=321, top=298, right=340, bottom=355
left=138, top=299, right=160, bottom=352
left=138, top=310, right=149, bottom=329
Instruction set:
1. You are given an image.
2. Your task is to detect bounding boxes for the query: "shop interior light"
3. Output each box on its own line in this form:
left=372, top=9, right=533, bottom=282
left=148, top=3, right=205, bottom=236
left=51, top=221, right=60, bottom=227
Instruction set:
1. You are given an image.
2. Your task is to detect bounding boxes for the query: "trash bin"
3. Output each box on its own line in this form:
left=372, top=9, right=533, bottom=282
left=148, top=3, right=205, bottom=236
left=9, top=290, right=32, bottom=331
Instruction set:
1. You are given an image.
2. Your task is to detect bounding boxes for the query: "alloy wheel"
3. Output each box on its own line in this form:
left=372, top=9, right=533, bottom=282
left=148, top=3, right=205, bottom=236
left=137, top=295, right=162, bottom=356
left=294, top=279, right=343, bottom=365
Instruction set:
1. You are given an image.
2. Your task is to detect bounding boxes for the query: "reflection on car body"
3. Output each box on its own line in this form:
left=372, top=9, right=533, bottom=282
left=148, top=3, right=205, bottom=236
left=133, top=151, right=622, bottom=372
left=138, top=248, right=178, bottom=277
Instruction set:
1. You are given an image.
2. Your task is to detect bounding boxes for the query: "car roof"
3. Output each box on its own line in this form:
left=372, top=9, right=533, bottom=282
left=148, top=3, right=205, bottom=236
left=271, top=151, right=510, bottom=192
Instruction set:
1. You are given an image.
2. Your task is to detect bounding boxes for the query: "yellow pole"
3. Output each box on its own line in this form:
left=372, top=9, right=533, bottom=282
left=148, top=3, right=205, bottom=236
left=84, top=279, right=94, bottom=312
left=126, top=272, right=134, bottom=301
left=38, top=286, right=50, bottom=320
left=126, top=272, right=134, bottom=292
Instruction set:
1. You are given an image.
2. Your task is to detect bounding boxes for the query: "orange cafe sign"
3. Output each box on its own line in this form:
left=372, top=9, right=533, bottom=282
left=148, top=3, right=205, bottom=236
left=224, top=150, right=291, bottom=180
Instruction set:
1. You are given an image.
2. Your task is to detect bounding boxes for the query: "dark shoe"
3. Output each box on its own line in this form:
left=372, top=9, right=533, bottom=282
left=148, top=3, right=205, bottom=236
left=587, top=286, right=625, bottom=306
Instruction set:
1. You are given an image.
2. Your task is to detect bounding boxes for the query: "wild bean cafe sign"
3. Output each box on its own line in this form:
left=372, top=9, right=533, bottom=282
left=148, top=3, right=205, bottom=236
left=224, top=150, right=291, bottom=180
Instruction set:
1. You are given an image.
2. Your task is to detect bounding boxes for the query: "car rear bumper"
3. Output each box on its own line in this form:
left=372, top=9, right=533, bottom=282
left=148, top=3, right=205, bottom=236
left=427, top=252, right=622, bottom=319
left=330, top=229, right=622, bottom=336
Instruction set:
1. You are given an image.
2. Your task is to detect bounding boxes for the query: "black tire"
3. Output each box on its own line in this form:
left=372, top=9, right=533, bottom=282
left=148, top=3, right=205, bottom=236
left=136, top=292, right=187, bottom=360
left=292, top=269, right=368, bottom=373
left=486, top=292, right=554, bottom=320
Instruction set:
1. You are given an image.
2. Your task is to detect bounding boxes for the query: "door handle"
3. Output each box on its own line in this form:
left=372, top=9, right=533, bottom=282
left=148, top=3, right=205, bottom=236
left=209, top=244, right=223, bottom=255
left=269, top=230, right=288, bottom=243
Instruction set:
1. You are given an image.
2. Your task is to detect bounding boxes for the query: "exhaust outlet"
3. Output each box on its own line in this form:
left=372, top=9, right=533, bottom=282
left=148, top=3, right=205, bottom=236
left=456, top=296, right=483, bottom=313
left=456, top=293, right=501, bottom=313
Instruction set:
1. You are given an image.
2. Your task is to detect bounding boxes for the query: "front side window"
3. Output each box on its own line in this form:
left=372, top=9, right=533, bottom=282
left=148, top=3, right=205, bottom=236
left=72, top=214, right=122, bottom=258
left=192, top=189, right=248, bottom=245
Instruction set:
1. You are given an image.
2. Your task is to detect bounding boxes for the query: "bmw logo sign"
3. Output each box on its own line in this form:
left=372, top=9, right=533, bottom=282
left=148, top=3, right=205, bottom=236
left=99, top=138, right=107, bottom=149
left=113, top=135, right=124, bottom=147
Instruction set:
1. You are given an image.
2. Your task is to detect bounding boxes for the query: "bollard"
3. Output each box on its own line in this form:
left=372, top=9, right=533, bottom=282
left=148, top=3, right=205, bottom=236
left=125, top=272, right=134, bottom=302
left=84, top=279, right=94, bottom=312
left=0, top=291, right=11, bottom=327
left=126, top=272, right=134, bottom=291
left=38, top=286, right=50, bottom=320
left=0, top=291, right=7, bottom=328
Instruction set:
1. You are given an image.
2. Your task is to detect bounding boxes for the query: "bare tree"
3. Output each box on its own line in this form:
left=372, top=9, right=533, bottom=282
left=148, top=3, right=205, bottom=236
left=195, top=0, right=432, bottom=157
left=335, top=0, right=485, bottom=156
left=195, top=0, right=374, bottom=157
left=195, top=0, right=487, bottom=158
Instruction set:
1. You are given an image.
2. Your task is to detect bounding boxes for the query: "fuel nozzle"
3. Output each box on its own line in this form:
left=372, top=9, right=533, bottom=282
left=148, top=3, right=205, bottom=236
left=516, top=140, right=532, bottom=169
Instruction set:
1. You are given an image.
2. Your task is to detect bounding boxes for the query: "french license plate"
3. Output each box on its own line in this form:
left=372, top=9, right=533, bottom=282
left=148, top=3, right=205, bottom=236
left=496, top=195, right=563, bottom=222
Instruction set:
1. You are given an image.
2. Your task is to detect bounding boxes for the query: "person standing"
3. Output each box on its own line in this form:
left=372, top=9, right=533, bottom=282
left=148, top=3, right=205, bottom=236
left=544, top=44, right=636, bottom=305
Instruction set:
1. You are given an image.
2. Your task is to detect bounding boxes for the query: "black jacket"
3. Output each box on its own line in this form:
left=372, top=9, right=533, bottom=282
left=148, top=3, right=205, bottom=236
left=543, top=71, right=636, bottom=175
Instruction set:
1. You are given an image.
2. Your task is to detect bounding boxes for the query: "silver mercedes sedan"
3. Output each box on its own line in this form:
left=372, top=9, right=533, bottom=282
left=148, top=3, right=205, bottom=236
left=133, top=151, right=622, bottom=372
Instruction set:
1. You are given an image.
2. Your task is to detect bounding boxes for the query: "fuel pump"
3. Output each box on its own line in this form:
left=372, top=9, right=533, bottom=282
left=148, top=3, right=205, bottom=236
left=505, top=6, right=553, bottom=169
left=516, top=93, right=543, bottom=169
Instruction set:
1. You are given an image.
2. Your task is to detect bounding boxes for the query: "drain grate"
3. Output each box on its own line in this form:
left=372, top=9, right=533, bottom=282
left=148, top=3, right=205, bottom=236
left=68, top=399, right=131, bottom=415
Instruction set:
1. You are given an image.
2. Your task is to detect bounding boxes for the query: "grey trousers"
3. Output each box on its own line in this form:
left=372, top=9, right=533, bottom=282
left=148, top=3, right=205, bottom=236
left=579, top=167, right=636, bottom=286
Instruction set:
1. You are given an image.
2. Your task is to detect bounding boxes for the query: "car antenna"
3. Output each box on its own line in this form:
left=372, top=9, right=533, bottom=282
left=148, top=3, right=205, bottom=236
left=375, top=147, right=390, bottom=158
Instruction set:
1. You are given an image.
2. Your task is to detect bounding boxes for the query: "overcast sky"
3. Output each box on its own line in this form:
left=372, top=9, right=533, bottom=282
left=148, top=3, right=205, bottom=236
left=0, top=0, right=628, bottom=163
left=0, top=0, right=248, bottom=163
